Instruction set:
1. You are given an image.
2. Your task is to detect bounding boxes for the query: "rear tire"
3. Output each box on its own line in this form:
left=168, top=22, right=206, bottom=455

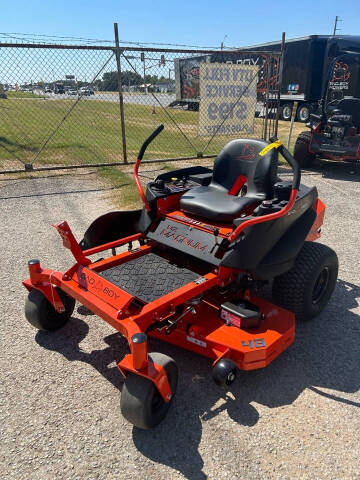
left=294, top=131, right=316, bottom=168
left=120, top=352, right=178, bottom=429
left=272, top=242, right=338, bottom=322
left=25, top=288, right=75, bottom=331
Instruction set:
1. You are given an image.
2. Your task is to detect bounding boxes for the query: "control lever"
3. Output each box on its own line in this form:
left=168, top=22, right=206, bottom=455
left=210, top=228, right=220, bottom=254
left=134, top=124, right=164, bottom=212
left=164, top=306, right=195, bottom=335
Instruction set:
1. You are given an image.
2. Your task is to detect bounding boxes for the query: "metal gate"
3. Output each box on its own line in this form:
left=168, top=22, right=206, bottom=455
left=0, top=25, right=283, bottom=174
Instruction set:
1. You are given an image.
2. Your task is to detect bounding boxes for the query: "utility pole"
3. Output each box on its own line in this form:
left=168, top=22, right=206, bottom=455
left=221, top=35, right=227, bottom=50
left=333, top=16, right=342, bottom=35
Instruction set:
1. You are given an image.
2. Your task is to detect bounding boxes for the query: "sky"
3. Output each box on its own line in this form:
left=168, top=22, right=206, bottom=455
left=1, top=0, right=359, bottom=48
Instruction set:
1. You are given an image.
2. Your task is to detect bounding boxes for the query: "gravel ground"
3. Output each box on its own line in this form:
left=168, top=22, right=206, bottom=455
left=1, top=163, right=359, bottom=480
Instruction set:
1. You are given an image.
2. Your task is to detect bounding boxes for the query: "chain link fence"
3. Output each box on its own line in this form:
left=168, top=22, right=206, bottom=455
left=0, top=33, right=282, bottom=174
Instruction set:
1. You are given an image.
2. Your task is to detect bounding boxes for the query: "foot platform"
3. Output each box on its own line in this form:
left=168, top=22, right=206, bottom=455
left=99, top=253, right=198, bottom=304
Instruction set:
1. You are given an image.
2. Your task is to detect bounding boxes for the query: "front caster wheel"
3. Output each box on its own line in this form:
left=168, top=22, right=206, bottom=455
left=212, top=359, right=237, bottom=387
left=120, top=352, right=178, bottom=429
left=25, top=288, right=75, bottom=331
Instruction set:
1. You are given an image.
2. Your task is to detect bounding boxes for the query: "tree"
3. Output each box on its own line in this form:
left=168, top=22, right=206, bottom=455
left=101, top=70, right=143, bottom=91
left=144, top=74, right=158, bottom=84
left=122, top=70, right=142, bottom=86
left=157, top=75, right=171, bottom=84
left=102, top=71, right=117, bottom=91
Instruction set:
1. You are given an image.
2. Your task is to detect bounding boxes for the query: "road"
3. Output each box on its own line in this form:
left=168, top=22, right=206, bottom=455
left=42, top=91, right=176, bottom=107
left=1, top=163, right=359, bottom=479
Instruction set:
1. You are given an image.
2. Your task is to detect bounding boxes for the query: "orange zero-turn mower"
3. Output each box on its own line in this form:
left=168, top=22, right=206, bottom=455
left=23, top=125, right=338, bottom=429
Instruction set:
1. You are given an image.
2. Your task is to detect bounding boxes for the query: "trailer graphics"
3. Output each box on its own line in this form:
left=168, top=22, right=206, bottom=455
left=326, top=56, right=360, bottom=102
left=175, top=55, right=204, bottom=103
left=173, top=36, right=360, bottom=122
left=198, top=63, right=258, bottom=136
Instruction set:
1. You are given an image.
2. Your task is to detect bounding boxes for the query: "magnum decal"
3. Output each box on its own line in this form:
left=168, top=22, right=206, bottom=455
left=160, top=224, right=208, bottom=252
left=147, top=219, right=221, bottom=265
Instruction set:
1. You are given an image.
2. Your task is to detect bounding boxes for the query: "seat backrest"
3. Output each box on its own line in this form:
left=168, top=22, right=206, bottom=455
left=212, top=138, right=278, bottom=199
left=335, top=98, right=360, bottom=127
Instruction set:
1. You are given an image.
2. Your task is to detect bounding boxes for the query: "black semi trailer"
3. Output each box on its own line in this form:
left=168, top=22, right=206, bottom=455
left=173, top=35, right=360, bottom=122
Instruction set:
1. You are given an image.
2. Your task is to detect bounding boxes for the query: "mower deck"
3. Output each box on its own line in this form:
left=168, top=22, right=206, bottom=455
left=149, top=295, right=295, bottom=370
left=99, top=253, right=198, bottom=304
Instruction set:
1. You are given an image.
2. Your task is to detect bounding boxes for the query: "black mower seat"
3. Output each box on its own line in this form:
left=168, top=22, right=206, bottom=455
left=180, top=139, right=278, bottom=222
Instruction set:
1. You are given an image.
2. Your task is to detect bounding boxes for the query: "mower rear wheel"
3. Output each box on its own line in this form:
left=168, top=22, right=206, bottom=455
left=25, top=288, right=75, bottom=331
left=120, top=352, right=178, bottom=429
left=294, top=131, right=316, bottom=168
left=272, top=242, right=338, bottom=321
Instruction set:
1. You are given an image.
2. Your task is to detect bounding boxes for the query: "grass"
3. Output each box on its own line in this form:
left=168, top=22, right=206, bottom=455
left=96, top=166, right=142, bottom=209
left=5, top=90, right=44, bottom=99
left=0, top=97, right=203, bottom=167
left=0, top=95, right=305, bottom=207
left=0, top=95, right=304, bottom=168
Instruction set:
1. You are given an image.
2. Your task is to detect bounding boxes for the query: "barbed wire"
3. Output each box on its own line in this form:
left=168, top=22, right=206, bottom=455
left=0, top=31, right=238, bottom=50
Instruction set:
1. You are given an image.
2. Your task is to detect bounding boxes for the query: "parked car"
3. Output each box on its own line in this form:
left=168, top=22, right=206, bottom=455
left=79, top=87, right=94, bottom=96
left=68, top=89, right=78, bottom=96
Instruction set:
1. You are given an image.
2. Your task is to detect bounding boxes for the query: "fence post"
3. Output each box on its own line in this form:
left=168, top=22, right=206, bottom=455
left=287, top=101, right=298, bottom=150
left=114, top=22, right=128, bottom=163
left=263, top=56, right=271, bottom=140
left=274, top=32, right=286, bottom=138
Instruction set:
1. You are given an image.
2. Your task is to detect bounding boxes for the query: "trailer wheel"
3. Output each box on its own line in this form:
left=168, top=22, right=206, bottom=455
left=25, top=288, right=75, bottom=331
left=297, top=104, right=311, bottom=122
left=188, top=102, right=199, bottom=111
left=272, top=242, right=338, bottom=322
left=120, top=353, right=178, bottom=429
left=281, top=103, right=293, bottom=121
left=294, top=131, right=316, bottom=168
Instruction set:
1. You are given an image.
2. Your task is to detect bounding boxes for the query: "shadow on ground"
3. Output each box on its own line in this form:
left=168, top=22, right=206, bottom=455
left=35, top=277, right=359, bottom=480
left=278, top=158, right=360, bottom=183
left=306, top=159, right=360, bottom=182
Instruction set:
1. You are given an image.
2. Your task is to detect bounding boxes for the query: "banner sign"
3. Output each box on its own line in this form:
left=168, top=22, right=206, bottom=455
left=198, top=63, right=258, bottom=136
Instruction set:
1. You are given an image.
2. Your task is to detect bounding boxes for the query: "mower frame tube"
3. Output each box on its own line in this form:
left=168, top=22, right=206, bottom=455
left=83, top=232, right=144, bottom=256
